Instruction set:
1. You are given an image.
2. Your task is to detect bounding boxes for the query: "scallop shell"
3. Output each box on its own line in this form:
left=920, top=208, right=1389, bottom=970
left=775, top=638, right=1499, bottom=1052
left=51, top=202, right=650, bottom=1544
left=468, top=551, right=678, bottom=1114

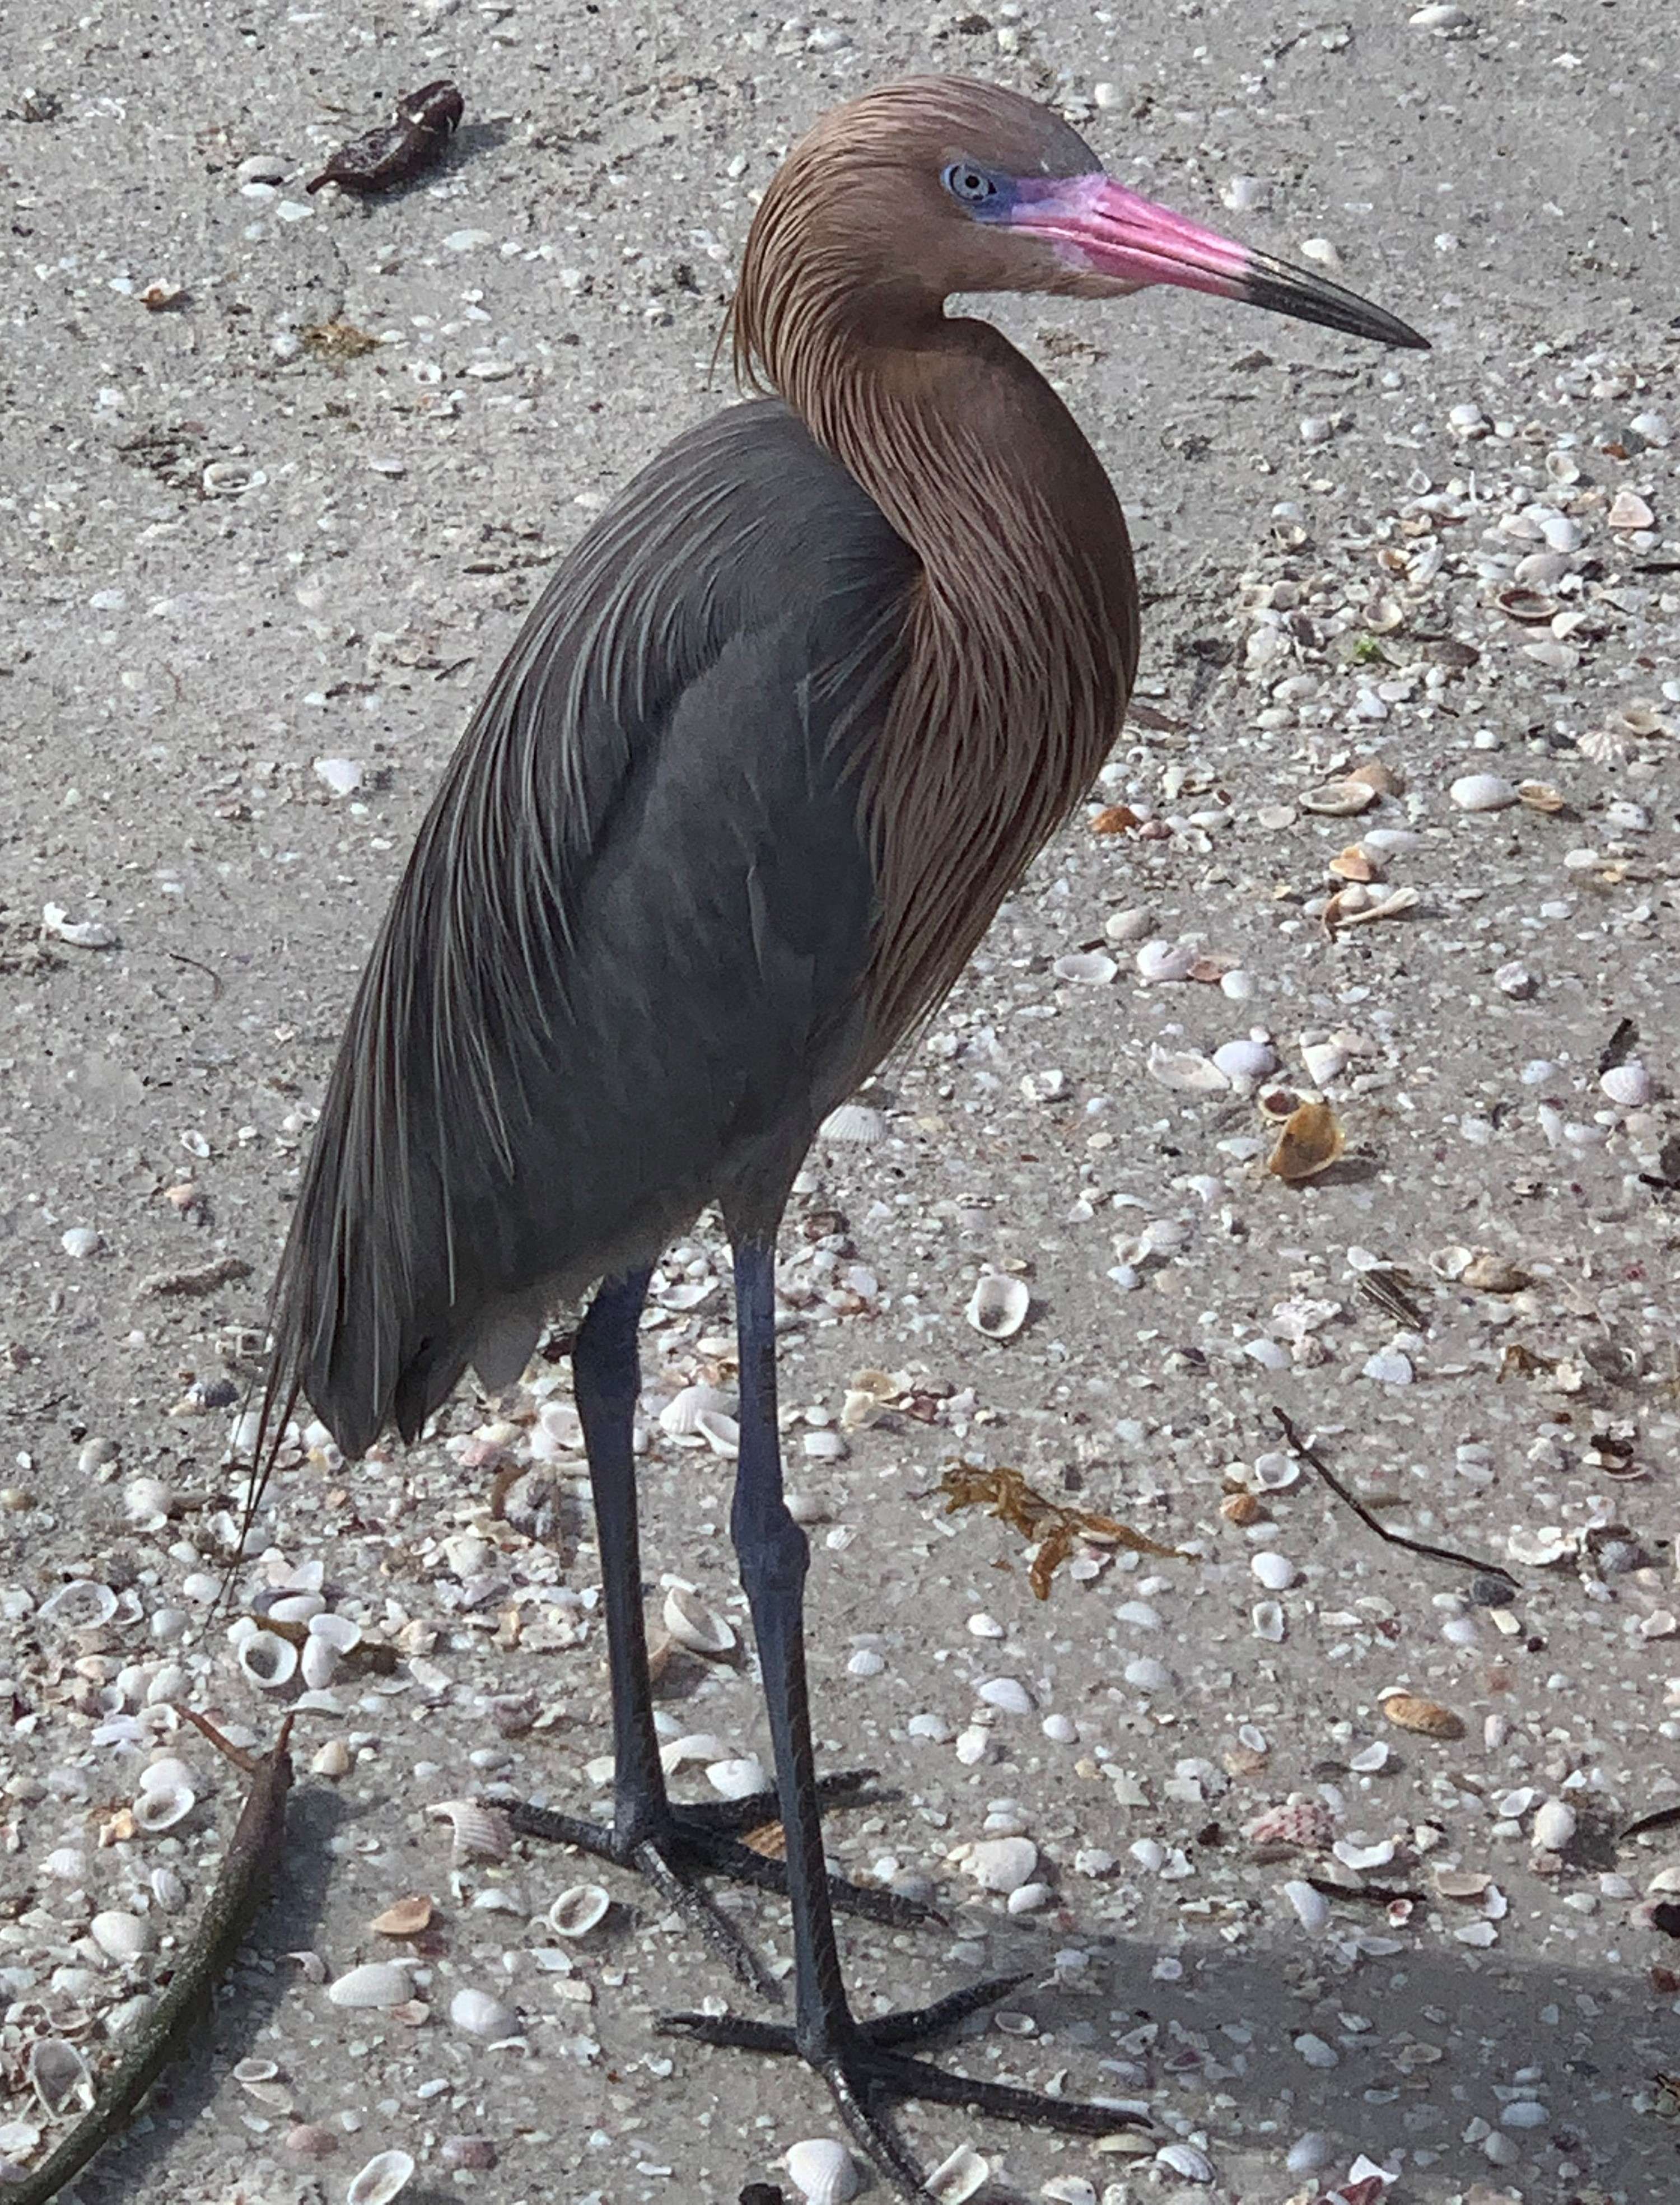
left=818, top=1101, right=887, bottom=1143
left=1601, top=1061, right=1652, bottom=1108
left=1156, top=2139, right=1215, bottom=2183
left=133, top=1781, right=196, bottom=1833
left=659, top=1386, right=730, bottom=1440
left=1133, top=936, right=1198, bottom=981
left=965, top=1272, right=1029, bottom=1339
left=346, top=2148, right=416, bottom=2205
left=29, top=2036, right=91, bottom=2117
left=547, top=1883, right=611, bottom=1938
left=371, top=1895, right=433, bottom=1937
left=44, top=1846, right=89, bottom=1882
left=785, top=2138, right=860, bottom=2204
left=426, top=1800, right=513, bottom=1862
left=237, top=1628, right=300, bottom=1691
left=662, top=1585, right=737, bottom=1657
left=39, top=1579, right=118, bottom=1631
left=923, top=2143, right=991, bottom=2203
left=449, top=1986, right=520, bottom=2038
left=326, top=1961, right=416, bottom=2008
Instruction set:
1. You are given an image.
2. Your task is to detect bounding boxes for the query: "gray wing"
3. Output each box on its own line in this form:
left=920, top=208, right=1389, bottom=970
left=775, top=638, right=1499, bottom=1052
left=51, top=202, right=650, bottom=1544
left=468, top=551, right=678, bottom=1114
left=268, top=401, right=918, bottom=1453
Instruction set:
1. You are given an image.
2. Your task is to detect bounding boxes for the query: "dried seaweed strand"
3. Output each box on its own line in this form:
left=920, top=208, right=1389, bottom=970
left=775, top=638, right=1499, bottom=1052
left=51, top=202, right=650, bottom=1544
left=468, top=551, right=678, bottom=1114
left=937, top=1463, right=1183, bottom=1598
left=1272, top=1409, right=1518, bottom=1593
left=7, top=1714, right=295, bottom=2204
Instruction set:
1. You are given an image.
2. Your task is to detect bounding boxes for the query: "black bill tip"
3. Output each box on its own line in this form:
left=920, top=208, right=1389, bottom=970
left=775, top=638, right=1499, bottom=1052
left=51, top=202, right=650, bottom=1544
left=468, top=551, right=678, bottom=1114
left=1243, top=248, right=1430, bottom=351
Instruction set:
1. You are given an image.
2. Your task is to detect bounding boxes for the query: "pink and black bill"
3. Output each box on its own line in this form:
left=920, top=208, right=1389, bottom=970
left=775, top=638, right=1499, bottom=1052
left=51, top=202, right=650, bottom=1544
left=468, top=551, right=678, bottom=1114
left=961, top=164, right=1429, bottom=351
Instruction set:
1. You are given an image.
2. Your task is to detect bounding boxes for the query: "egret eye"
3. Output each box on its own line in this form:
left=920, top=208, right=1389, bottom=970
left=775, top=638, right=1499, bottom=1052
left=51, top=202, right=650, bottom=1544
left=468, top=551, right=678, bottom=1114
left=941, top=161, right=997, bottom=207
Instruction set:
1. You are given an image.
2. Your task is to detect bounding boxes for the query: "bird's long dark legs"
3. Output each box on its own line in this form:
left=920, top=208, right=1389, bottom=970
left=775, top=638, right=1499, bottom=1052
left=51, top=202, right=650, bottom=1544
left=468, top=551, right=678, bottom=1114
left=662, top=1236, right=1148, bottom=2197
left=507, top=1270, right=931, bottom=1975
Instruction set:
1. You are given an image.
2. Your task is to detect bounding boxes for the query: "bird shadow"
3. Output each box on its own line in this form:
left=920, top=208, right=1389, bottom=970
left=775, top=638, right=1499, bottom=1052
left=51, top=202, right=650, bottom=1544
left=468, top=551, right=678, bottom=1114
left=889, top=1900, right=1675, bottom=2199
left=63, top=1777, right=346, bottom=2202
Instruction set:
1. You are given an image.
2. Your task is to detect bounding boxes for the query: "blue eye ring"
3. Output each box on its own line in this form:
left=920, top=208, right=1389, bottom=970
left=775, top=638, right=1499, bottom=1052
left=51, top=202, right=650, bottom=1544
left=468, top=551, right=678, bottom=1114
left=941, top=160, right=998, bottom=207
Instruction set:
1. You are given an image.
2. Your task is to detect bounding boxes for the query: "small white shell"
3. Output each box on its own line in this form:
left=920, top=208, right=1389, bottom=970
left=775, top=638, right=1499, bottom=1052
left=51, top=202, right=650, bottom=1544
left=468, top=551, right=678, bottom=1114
left=124, top=1476, right=174, bottom=1527
left=237, top=1629, right=299, bottom=1691
left=1146, top=1045, right=1228, bottom=1093
left=1155, top=2139, right=1215, bottom=2183
left=1040, top=2179, right=1099, bottom=2205
left=426, top=1800, right=513, bottom=1862
left=1052, top=949, right=1118, bottom=985
left=547, top=1883, right=611, bottom=1938
left=818, top=1101, right=887, bottom=1144
left=44, top=1847, right=89, bottom=1882
left=1282, top=1879, right=1330, bottom=1933
left=326, top=1961, right=415, bottom=2009
left=694, top=1408, right=741, bottom=1457
left=1532, top=1797, right=1576, bottom=1851
left=1251, top=1451, right=1300, bottom=1492
left=662, top=1586, right=736, bottom=1657
left=345, top=2148, right=416, bottom=2205
left=201, top=458, right=267, bottom=498
left=449, top=1986, right=520, bottom=2038
left=1211, top=1037, right=1276, bottom=1083
left=39, top=1580, right=118, bottom=1631
left=658, top=1383, right=736, bottom=1439
left=785, top=2137, right=860, bottom=2204
left=706, top=1754, right=769, bottom=1801
left=1134, top=936, right=1197, bottom=982
left=965, top=1272, right=1029, bottom=1339
left=1600, top=1061, right=1651, bottom=1108
left=139, top=1756, right=194, bottom=1794
left=133, top=1782, right=195, bottom=1833
left=923, top=2143, right=991, bottom=2203
left=90, top=1910, right=151, bottom=1964
left=976, top=1676, right=1034, bottom=1714
left=1449, top=771, right=1518, bottom=812
left=1252, top=1601, right=1286, bottom=1642
left=301, top=1636, right=339, bottom=1691
left=1251, top=1551, right=1296, bottom=1592
left=308, top=1611, right=363, bottom=1653
left=29, top=2037, right=91, bottom=2117
left=965, top=1835, right=1038, bottom=1893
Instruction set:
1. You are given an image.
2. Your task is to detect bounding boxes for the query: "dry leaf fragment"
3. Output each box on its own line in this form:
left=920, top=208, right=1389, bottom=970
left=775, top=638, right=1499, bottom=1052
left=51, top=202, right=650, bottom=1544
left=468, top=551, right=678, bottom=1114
left=937, top=1463, right=1183, bottom=1598
left=302, top=320, right=381, bottom=362
left=1382, top=1693, right=1466, bottom=1740
left=1266, top=1099, right=1346, bottom=1184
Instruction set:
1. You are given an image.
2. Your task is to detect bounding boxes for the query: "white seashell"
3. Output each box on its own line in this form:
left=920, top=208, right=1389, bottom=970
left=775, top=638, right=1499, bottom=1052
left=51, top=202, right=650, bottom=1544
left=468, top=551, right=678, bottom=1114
left=106, top=1992, right=158, bottom=2038
left=1053, top=949, right=1117, bottom=985
left=1005, top=1880, right=1051, bottom=1914
left=1135, top=937, right=1197, bottom=982
left=547, top=1883, right=611, bottom=1938
left=1104, top=907, right=1154, bottom=944
left=965, top=1272, right=1029, bottom=1339
left=1348, top=1741, right=1389, bottom=1774
left=29, top=2037, right=91, bottom=2117
left=1532, top=1797, right=1576, bottom=1851
left=1334, top=1836, right=1396, bottom=1870
left=1251, top=1551, right=1295, bottom=1592
left=268, top=1592, right=326, bottom=1624
left=233, top=2057, right=279, bottom=2086
left=426, top=1800, right=512, bottom=1862
left=659, top=1732, right=732, bottom=1774
left=60, top=1225, right=104, bottom=1257
left=659, top=1384, right=736, bottom=1439
left=301, top=1637, right=339, bottom=1691
left=201, top=458, right=267, bottom=498
left=1040, top=2180, right=1098, bottom=2205
left=450, top=1986, right=520, bottom=2038
left=662, top=1586, right=737, bottom=1657
left=1286, top=2132, right=1333, bottom=2175
left=965, top=1835, right=1038, bottom=1893
left=1155, top=2140, right=1215, bottom=2182
left=694, top=1408, right=741, bottom=1456
left=151, top=1864, right=187, bottom=1910
left=90, top=1910, right=151, bottom=1964
left=345, top=2148, right=417, bottom=2205
left=1211, top=1037, right=1276, bottom=1083
left=819, top=1101, right=887, bottom=1144
left=39, top=1580, right=119, bottom=1631
left=706, top=1754, right=769, bottom=1801
left=1410, top=2, right=1471, bottom=26
left=237, top=1629, right=299, bottom=1691
left=138, top=1756, right=194, bottom=1794
left=1299, top=1039, right=1346, bottom=1088
left=785, top=2137, right=861, bottom=2204
left=307, top=1612, right=362, bottom=1652
left=923, top=2143, right=991, bottom=2203
left=1600, top=1061, right=1651, bottom=1108
left=976, top=1677, right=1035, bottom=1714
left=1283, top=1879, right=1330, bottom=1933
left=1449, top=771, right=1518, bottom=812
left=1252, top=1601, right=1286, bottom=1642
left=133, top=1782, right=196, bottom=1833
left=1146, top=1045, right=1228, bottom=1093
left=326, top=1961, right=415, bottom=2009
left=124, top=1476, right=174, bottom=1527
left=45, top=1845, right=89, bottom=1882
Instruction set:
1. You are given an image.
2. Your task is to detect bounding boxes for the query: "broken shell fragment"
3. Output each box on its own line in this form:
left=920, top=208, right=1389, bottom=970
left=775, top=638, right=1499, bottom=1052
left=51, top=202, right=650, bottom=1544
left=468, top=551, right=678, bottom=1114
left=965, top=1271, right=1030, bottom=1339
left=39, top=1579, right=119, bottom=1631
left=662, top=1585, right=737, bottom=1657
left=449, top=1986, right=520, bottom=2038
left=346, top=2149, right=417, bottom=2205
left=1133, top=937, right=1198, bottom=982
left=370, top=1895, right=433, bottom=1937
left=132, top=1781, right=196, bottom=1833
left=659, top=1383, right=736, bottom=1439
left=1147, top=1045, right=1228, bottom=1093
left=1460, top=1251, right=1532, bottom=1294
left=1532, top=1797, right=1577, bottom=1851
left=923, top=2143, right=991, bottom=2203
left=1382, top=1691, right=1466, bottom=1739
left=818, top=1101, right=886, bottom=1143
left=1300, top=778, right=1378, bottom=816
left=785, top=2137, right=861, bottom=2204
left=548, top=1882, right=612, bottom=1938
left=426, top=1800, right=513, bottom=1862
left=1266, top=1100, right=1345, bottom=1185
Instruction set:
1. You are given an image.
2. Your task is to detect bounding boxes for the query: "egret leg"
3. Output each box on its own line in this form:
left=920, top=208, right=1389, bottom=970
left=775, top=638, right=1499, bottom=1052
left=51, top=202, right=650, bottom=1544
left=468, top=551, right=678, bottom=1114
left=508, top=1269, right=930, bottom=1994
left=660, top=1237, right=1149, bottom=2198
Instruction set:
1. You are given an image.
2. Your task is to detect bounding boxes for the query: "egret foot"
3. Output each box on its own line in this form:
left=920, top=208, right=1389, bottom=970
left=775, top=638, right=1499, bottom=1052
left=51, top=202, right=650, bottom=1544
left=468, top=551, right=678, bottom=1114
left=661, top=1975, right=1149, bottom=2199
left=509, top=1772, right=939, bottom=1999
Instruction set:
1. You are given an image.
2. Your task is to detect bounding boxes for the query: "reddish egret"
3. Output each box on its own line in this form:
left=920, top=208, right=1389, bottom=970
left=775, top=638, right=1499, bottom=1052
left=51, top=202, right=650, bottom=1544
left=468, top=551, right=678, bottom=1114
left=263, top=77, right=1425, bottom=2191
